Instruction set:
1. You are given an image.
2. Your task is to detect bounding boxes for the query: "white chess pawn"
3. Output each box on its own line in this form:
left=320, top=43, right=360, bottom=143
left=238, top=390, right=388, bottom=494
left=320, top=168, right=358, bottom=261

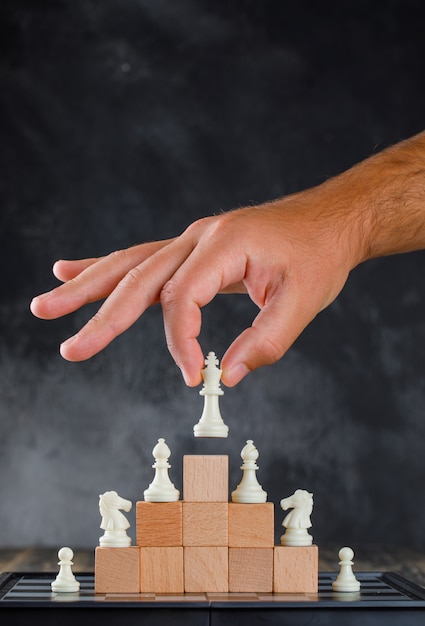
left=143, top=438, right=180, bottom=502
left=193, top=352, right=229, bottom=438
left=51, top=547, right=80, bottom=593
left=231, top=440, right=267, bottom=503
left=332, top=546, right=361, bottom=592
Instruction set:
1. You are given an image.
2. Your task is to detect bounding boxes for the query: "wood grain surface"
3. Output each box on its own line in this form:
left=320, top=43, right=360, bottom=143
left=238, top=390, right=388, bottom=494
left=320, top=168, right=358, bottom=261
left=1, top=545, right=425, bottom=588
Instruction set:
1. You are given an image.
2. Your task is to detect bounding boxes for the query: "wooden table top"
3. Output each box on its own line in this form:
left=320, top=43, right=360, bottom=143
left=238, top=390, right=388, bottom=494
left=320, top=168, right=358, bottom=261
left=1, top=545, right=425, bottom=588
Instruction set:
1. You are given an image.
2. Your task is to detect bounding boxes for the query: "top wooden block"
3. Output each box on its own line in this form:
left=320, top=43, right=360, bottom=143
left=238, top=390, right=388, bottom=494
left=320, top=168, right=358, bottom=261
left=183, top=455, right=229, bottom=502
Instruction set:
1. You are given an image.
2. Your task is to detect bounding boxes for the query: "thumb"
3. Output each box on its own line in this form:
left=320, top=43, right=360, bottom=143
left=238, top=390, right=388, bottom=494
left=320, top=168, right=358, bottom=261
left=221, top=285, right=318, bottom=386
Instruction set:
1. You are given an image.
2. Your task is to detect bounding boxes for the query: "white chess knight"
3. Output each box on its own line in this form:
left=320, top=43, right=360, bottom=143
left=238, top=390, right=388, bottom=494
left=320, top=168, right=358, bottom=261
left=99, top=490, right=132, bottom=547
left=280, top=489, right=314, bottom=546
left=143, top=438, right=180, bottom=502
left=51, top=547, right=80, bottom=593
left=193, top=351, right=229, bottom=438
left=231, top=439, right=267, bottom=503
left=332, top=546, right=361, bottom=592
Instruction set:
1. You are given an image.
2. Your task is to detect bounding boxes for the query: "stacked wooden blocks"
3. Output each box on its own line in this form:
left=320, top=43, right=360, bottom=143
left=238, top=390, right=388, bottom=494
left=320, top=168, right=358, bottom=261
left=95, top=455, right=318, bottom=594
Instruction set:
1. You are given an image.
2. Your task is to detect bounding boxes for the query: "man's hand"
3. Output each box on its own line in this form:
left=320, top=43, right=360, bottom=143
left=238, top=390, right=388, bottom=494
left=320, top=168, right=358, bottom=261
left=30, top=131, right=425, bottom=386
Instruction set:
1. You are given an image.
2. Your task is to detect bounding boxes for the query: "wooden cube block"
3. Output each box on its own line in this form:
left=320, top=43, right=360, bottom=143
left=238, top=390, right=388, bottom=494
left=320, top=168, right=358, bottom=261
left=183, top=455, right=228, bottom=502
left=229, top=548, right=273, bottom=592
left=136, top=501, right=182, bottom=546
left=140, top=547, right=184, bottom=593
left=95, top=546, right=140, bottom=593
left=183, top=502, right=228, bottom=546
left=273, top=545, right=319, bottom=593
left=228, top=502, right=274, bottom=547
left=184, top=547, right=228, bottom=592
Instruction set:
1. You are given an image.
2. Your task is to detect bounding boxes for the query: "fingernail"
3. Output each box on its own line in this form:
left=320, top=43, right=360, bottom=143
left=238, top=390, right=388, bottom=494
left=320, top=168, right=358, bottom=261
left=30, top=294, right=51, bottom=315
left=61, top=335, right=77, bottom=347
left=31, top=292, right=51, bottom=304
left=179, top=368, right=189, bottom=386
left=59, top=336, right=78, bottom=357
left=223, top=363, right=250, bottom=386
left=181, top=370, right=199, bottom=387
left=178, top=364, right=202, bottom=387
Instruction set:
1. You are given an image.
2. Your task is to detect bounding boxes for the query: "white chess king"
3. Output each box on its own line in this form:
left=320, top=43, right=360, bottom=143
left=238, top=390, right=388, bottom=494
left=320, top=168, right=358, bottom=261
left=193, top=351, right=229, bottom=438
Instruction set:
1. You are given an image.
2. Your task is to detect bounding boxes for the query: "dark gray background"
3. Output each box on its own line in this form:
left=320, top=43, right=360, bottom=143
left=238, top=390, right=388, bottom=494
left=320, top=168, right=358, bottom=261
left=1, top=0, right=424, bottom=550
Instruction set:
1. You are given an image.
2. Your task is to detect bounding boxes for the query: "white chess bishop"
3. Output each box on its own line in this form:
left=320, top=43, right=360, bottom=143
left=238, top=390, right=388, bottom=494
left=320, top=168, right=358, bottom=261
left=143, top=438, right=180, bottom=502
left=194, top=352, right=229, bottom=438
left=231, top=439, right=267, bottom=503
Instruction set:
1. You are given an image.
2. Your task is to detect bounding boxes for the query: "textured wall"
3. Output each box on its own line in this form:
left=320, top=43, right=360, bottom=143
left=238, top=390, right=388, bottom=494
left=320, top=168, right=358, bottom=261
left=1, top=0, right=424, bottom=550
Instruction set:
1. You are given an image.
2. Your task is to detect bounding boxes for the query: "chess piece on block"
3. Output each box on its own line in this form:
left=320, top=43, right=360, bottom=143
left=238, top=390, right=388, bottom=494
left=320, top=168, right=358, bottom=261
left=228, top=502, right=274, bottom=547
left=143, top=438, right=180, bottom=502
left=182, top=502, right=228, bottom=546
left=184, top=546, right=228, bottom=592
left=332, top=547, right=361, bottom=592
left=51, top=547, right=80, bottom=593
left=229, top=548, right=274, bottom=592
left=136, top=501, right=182, bottom=546
left=99, top=491, right=132, bottom=547
left=95, top=546, right=140, bottom=593
left=140, top=547, right=184, bottom=593
left=231, top=440, right=267, bottom=503
left=194, top=352, right=229, bottom=438
left=280, top=489, right=313, bottom=546
left=273, top=545, right=319, bottom=593
left=183, top=455, right=229, bottom=502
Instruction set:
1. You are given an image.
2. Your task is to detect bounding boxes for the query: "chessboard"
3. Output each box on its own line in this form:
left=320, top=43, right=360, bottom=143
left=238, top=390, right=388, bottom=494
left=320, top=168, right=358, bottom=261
left=1, top=571, right=425, bottom=625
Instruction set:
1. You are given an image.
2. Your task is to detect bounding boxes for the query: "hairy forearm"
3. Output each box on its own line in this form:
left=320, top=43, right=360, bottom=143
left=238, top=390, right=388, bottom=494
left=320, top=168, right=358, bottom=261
left=318, top=131, right=425, bottom=266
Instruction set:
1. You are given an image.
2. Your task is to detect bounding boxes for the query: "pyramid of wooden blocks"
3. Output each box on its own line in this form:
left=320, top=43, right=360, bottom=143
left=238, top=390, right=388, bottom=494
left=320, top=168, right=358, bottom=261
left=95, top=452, right=319, bottom=595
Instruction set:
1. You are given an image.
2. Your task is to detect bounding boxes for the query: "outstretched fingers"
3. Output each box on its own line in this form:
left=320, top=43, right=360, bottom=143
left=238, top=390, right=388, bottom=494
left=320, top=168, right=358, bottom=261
left=30, top=240, right=174, bottom=320
left=57, top=236, right=196, bottom=362
left=32, top=238, right=193, bottom=361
